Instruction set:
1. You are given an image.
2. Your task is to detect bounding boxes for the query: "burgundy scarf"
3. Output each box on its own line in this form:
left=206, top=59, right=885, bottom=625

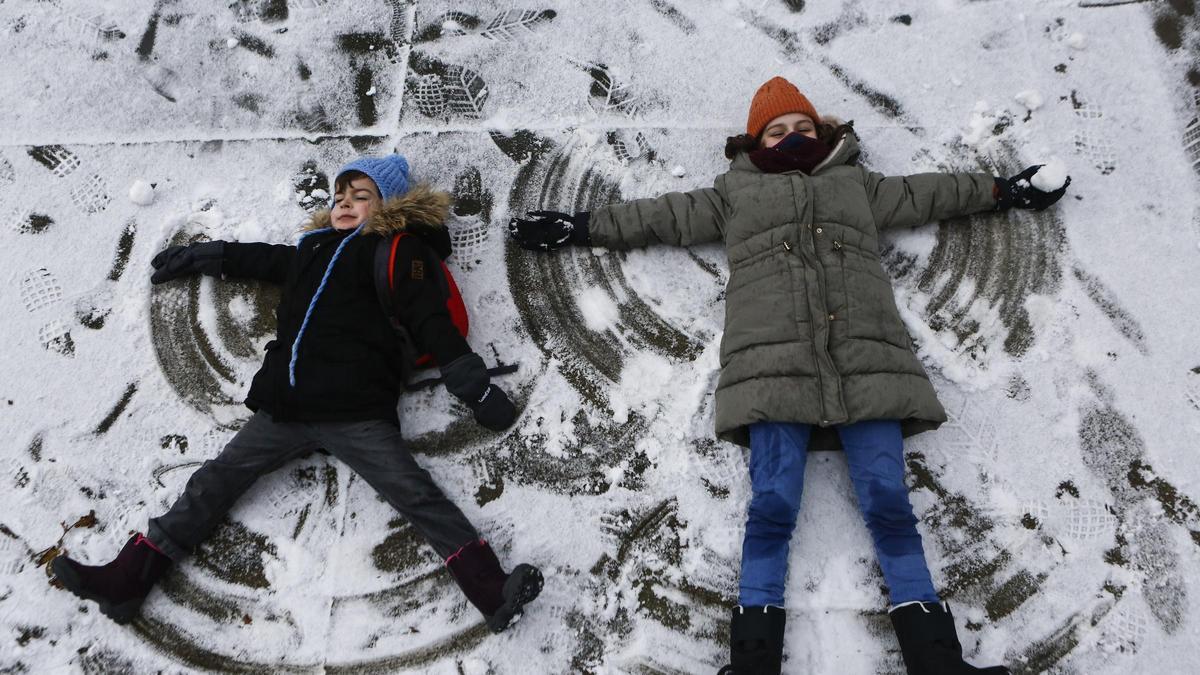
left=748, top=132, right=832, bottom=175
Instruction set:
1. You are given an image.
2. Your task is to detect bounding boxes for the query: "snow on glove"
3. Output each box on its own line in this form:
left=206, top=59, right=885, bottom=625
left=150, top=241, right=225, bottom=284
left=994, top=165, right=1071, bottom=211
left=507, top=210, right=591, bottom=251
left=467, top=383, right=518, bottom=432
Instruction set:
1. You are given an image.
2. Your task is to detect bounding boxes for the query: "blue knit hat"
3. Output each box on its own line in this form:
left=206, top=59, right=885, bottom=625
left=334, top=154, right=411, bottom=202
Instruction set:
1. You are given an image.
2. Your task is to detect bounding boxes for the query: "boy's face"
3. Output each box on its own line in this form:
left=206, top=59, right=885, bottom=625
left=332, top=176, right=382, bottom=230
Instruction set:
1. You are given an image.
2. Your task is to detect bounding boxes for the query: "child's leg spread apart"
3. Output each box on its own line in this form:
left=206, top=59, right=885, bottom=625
left=837, top=420, right=938, bottom=605
left=320, top=420, right=542, bottom=632
left=317, top=420, right=478, bottom=558
left=148, top=411, right=320, bottom=560
left=739, top=422, right=810, bottom=608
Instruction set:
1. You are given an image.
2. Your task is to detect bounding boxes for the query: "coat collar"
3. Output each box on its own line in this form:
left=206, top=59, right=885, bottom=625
left=730, top=131, right=862, bottom=176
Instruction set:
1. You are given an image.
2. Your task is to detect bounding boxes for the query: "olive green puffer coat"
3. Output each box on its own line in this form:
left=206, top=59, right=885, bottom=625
left=588, top=132, right=997, bottom=450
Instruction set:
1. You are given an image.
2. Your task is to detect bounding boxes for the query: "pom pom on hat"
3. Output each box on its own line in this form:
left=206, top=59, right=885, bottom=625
left=746, top=77, right=821, bottom=139
left=334, top=154, right=411, bottom=202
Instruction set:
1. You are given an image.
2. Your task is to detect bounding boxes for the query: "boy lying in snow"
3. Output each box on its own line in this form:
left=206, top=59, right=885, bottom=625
left=53, top=154, right=542, bottom=634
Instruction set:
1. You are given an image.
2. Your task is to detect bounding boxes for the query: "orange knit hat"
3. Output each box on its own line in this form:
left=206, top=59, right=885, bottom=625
left=746, top=76, right=821, bottom=138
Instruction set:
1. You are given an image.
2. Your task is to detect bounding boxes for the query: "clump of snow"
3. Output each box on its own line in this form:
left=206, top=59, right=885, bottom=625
left=576, top=286, right=619, bottom=332
left=227, top=295, right=254, bottom=327
left=274, top=180, right=294, bottom=204
left=962, top=101, right=998, bottom=148
left=671, top=165, right=687, bottom=178
left=1014, top=90, right=1043, bottom=112
left=226, top=38, right=238, bottom=49
left=186, top=207, right=225, bottom=236
left=128, top=179, right=155, bottom=206
left=1067, top=32, right=1087, bottom=50
left=1031, top=159, right=1069, bottom=192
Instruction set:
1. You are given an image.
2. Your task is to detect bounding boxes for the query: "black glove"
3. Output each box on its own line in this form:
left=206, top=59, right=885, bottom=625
left=441, top=353, right=518, bottom=431
left=150, top=241, right=225, bottom=284
left=507, top=210, right=591, bottom=251
left=466, top=383, right=518, bottom=431
left=994, top=165, right=1071, bottom=211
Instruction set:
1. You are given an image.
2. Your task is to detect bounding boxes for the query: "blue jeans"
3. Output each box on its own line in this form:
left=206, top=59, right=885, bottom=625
left=738, top=420, right=939, bottom=607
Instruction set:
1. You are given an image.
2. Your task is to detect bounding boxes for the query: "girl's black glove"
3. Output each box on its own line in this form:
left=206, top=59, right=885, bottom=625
left=994, top=165, right=1071, bottom=211
left=508, top=210, right=591, bottom=251
left=150, top=241, right=225, bottom=284
left=467, top=384, right=518, bottom=431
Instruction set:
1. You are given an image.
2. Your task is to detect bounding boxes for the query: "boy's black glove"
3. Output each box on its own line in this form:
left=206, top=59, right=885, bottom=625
left=467, top=384, right=517, bottom=431
left=994, top=165, right=1071, bottom=211
left=150, top=241, right=225, bottom=284
left=508, top=210, right=591, bottom=251
left=441, top=353, right=518, bottom=431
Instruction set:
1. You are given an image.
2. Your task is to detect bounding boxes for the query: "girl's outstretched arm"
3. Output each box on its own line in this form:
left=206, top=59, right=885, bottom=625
left=587, top=184, right=729, bottom=250
left=509, top=182, right=729, bottom=252
left=861, top=163, right=1069, bottom=231
left=859, top=169, right=997, bottom=231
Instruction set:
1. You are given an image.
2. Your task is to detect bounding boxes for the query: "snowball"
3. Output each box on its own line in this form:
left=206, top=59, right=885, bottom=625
left=226, top=38, right=238, bottom=48
left=128, top=179, right=155, bottom=206
left=365, top=86, right=376, bottom=96
left=1014, top=89, right=1043, bottom=111
left=671, top=165, right=687, bottom=178
left=1030, top=159, right=1069, bottom=192
left=1067, top=32, right=1087, bottom=50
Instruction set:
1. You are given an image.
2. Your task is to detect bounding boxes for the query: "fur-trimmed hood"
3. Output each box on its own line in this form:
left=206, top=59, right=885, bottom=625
left=303, top=183, right=452, bottom=236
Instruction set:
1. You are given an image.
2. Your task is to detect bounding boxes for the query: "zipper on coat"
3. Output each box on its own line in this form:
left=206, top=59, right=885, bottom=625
left=835, top=240, right=849, bottom=331
left=783, top=240, right=792, bottom=251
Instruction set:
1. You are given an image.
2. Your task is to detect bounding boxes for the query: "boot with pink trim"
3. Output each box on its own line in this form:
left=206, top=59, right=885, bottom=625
left=446, top=539, right=543, bottom=633
left=51, top=533, right=172, bottom=625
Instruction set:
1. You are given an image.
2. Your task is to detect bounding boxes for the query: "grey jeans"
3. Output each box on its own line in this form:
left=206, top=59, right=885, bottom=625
left=148, top=411, right=478, bottom=561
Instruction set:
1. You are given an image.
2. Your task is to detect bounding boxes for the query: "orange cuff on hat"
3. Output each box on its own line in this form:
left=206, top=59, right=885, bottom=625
left=746, top=76, right=821, bottom=138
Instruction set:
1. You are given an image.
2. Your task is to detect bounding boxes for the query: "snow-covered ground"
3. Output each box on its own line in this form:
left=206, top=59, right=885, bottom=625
left=2, top=0, right=1199, bottom=672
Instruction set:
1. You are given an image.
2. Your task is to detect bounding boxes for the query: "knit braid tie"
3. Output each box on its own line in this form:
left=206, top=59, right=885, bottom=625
left=288, top=224, right=364, bottom=387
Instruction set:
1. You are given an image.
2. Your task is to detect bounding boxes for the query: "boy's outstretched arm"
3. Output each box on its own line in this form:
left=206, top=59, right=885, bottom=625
left=390, top=236, right=517, bottom=431
left=220, top=243, right=295, bottom=283
left=150, top=241, right=294, bottom=284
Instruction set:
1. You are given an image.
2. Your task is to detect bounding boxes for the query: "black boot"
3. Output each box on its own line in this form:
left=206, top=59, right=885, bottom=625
left=446, top=539, right=543, bottom=633
left=51, top=533, right=172, bottom=624
left=889, top=602, right=1009, bottom=674
left=717, top=605, right=785, bottom=675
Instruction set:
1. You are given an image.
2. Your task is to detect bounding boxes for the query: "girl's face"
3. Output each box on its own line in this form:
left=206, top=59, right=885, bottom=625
left=760, top=113, right=818, bottom=148
left=332, top=176, right=382, bottom=230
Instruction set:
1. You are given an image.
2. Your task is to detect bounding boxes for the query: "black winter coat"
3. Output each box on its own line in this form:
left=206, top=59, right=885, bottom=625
left=220, top=185, right=478, bottom=424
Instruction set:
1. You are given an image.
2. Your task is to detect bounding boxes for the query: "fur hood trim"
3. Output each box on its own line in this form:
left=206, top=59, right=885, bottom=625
left=302, top=183, right=451, bottom=236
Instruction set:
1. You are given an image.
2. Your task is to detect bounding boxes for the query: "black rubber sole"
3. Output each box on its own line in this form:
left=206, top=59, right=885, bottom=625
left=51, top=556, right=143, bottom=625
left=486, top=564, right=543, bottom=633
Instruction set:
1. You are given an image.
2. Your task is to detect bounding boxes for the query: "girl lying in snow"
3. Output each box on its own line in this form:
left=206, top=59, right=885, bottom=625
left=510, top=76, right=1068, bottom=675
left=53, top=154, right=543, bottom=633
